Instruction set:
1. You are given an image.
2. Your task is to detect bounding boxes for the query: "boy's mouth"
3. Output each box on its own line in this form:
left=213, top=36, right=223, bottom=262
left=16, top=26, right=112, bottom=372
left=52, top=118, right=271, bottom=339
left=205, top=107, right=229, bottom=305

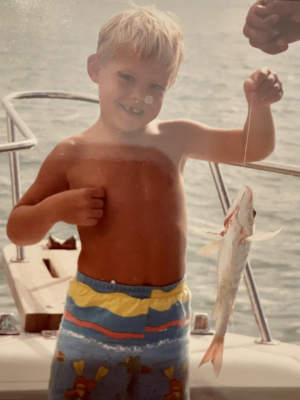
left=120, top=103, right=144, bottom=117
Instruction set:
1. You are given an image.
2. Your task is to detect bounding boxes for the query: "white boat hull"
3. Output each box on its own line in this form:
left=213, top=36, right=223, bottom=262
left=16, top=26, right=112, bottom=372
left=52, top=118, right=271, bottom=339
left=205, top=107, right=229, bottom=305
left=1, top=330, right=300, bottom=400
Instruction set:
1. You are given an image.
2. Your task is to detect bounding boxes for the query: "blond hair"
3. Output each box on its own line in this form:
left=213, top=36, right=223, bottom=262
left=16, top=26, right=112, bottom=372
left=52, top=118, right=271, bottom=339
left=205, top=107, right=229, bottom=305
left=96, top=6, right=184, bottom=82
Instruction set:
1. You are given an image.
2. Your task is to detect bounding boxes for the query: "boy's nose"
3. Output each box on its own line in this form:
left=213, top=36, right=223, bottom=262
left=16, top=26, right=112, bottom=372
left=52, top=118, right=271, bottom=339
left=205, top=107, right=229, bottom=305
left=129, top=92, right=153, bottom=106
left=129, top=86, right=148, bottom=104
left=129, top=91, right=143, bottom=103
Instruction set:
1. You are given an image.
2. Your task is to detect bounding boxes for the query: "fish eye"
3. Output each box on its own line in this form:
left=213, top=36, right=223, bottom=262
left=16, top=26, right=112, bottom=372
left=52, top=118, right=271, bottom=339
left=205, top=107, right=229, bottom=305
left=253, top=209, right=256, bottom=218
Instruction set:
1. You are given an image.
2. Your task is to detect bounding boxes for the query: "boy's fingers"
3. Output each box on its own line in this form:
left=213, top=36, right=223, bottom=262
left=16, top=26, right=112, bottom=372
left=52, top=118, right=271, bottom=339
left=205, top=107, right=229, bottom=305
left=90, top=209, right=104, bottom=219
left=256, top=82, right=283, bottom=102
left=245, top=68, right=281, bottom=97
left=89, top=187, right=105, bottom=198
left=261, top=83, right=283, bottom=102
left=252, top=67, right=272, bottom=89
left=244, top=78, right=255, bottom=93
left=84, top=218, right=99, bottom=226
left=254, top=71, right=279, bottom=96
left=91, top=198, right=105, bottom=209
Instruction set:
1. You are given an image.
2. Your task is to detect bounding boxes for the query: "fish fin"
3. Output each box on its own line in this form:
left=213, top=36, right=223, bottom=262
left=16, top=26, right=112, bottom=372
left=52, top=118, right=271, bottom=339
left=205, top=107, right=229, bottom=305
left=198, top=239, right=223, bottom=257
left=202, top=230, right=222, bottom=236
left=244, top=228, right=282, bottom=243
left=199, top=334, right=224, bottom=378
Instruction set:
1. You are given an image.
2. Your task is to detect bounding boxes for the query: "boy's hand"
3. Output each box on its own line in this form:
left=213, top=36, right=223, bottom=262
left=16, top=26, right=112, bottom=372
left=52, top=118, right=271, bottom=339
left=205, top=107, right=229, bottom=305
left=54, top=187, right=105, bottom=226
left=243, top=67, right=283, bottom=105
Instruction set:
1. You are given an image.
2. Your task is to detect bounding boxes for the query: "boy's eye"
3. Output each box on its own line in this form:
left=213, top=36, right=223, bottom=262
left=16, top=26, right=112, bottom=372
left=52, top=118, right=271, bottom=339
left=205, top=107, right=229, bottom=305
left=150, top=83, right=164, bottom=91
left=118, top=72, right=134, bottom=82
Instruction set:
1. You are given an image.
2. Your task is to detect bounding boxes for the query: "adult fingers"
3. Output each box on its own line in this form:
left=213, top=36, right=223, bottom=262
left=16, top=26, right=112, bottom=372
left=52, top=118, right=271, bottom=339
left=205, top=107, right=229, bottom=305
left=260, top=0, right=274, bottom=5
left=243, top=5, right=283, bottom=52
left=259, top=40, right=289, bottom=54
left=245, top=7, right=279, bottom=31
left=243, top=23, right=280, bottom=45
left=245, top=34, right=289, bottom=54
left=267, top=1, right=300, bottom=22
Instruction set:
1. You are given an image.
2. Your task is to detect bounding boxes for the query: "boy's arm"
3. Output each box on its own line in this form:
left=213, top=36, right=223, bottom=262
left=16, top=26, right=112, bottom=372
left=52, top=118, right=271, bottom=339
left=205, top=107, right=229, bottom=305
left=179, top=68, right=282, bottom=164
left=7, top=140, right=105, bottom=246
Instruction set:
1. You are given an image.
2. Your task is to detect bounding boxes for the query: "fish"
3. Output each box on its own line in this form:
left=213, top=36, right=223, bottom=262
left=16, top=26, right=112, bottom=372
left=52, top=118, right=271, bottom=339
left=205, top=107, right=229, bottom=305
left=198, top=186, right=281, bottom=377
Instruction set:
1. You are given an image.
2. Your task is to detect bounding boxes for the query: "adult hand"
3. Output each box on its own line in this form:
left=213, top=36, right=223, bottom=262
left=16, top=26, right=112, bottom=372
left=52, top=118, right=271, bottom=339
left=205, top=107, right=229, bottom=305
left=243, top=0, right=300, bottom=54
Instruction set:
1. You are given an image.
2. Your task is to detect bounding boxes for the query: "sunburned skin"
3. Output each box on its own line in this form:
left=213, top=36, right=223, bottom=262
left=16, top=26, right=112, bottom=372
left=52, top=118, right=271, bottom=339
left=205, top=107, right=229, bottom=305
left=67, top=142, right=187, bottom=286
left=7, top=119, right=189, bottom=287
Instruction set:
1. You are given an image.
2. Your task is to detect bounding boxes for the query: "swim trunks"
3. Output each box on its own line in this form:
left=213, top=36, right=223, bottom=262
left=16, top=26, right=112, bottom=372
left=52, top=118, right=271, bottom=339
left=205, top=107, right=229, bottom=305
left=48, top=271, right=191, bottom=400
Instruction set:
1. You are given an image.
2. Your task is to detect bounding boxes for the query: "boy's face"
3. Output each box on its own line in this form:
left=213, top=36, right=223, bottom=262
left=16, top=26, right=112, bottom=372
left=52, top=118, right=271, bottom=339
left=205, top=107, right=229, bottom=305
left=89, top=47, right=174, bottom=133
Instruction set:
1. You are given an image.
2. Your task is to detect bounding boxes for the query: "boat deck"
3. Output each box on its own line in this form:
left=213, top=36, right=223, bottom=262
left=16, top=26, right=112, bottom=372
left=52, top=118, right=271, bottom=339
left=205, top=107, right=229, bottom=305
left=1, top=241, right=79, bottom=332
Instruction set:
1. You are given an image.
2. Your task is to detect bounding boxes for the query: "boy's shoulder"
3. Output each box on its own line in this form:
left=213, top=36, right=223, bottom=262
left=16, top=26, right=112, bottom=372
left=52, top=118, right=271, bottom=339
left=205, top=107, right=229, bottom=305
left=158, top=118, right=205, bottom=131
left=157, top=118, right=207, bottom=137
left=49, top=129, right=94, bottom=160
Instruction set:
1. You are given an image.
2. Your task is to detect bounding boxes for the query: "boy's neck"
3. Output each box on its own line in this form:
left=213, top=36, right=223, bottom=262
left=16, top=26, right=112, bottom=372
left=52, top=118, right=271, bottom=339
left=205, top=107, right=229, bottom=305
left=93, top=116, right=153, bottom=141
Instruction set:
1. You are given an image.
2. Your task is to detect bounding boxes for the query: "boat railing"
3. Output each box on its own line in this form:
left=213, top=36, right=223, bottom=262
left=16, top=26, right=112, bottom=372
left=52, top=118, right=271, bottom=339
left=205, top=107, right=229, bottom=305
left=1, top=91, right=99, bottom=261
left=2, top=91, right=299, bottom=344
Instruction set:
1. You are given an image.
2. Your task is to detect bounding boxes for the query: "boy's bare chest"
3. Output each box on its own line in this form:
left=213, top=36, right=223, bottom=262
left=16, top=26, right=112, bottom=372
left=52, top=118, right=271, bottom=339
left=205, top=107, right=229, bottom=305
left=66, top=145, right=183, bottom=196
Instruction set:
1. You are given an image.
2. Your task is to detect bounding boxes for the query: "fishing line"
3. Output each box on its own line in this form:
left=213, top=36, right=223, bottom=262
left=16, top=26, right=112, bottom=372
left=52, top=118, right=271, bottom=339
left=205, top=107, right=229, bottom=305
left=243, top=99, right=252, bottom=166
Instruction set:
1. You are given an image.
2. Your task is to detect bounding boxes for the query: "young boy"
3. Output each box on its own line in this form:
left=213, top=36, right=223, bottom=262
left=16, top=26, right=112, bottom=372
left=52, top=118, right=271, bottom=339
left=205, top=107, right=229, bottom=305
left=7, top=6, right=282, bottom=400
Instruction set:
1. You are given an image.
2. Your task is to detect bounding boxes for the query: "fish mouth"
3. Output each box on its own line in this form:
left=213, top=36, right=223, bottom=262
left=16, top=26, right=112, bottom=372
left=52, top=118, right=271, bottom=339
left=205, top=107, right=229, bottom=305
left=120, top=103, right=144, bottom=117
left=225, top=187, right=253, bottom=218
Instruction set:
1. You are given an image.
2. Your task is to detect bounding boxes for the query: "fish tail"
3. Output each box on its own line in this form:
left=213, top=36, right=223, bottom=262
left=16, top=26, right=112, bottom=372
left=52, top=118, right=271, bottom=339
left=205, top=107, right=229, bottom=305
left=199, top=334, right=224, bottom=377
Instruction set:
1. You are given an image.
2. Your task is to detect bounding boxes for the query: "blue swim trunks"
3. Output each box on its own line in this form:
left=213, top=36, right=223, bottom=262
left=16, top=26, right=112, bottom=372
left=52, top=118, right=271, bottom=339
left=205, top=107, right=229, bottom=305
left=48, top=271, right=191, bottom=400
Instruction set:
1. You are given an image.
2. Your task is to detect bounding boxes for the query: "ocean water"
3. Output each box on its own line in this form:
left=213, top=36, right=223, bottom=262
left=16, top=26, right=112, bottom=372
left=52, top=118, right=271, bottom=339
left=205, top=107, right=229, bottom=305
left=0, top=0, right=300, bottom=345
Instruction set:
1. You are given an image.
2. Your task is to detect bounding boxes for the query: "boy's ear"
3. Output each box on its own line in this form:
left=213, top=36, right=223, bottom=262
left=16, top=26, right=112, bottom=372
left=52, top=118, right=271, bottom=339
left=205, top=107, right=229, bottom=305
left=87, top=54, right=100, bottom=83
left=167, top=77, right=176, bottom=90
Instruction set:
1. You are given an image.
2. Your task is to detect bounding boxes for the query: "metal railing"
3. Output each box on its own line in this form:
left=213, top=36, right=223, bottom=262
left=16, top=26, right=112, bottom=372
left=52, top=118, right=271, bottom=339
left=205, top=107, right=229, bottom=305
left=2, top=92, right=99, bottom=260
left=2, top=91, right=299, bottom=344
